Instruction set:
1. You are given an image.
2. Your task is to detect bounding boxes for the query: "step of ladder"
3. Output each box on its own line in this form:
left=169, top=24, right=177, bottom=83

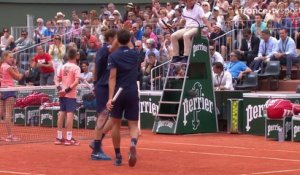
left=156, top=114, right=177, bottom=118
left=164, top=89, right=182, bottom=92
left=160, top=101, right=180, bottom=104
left=167, top=76, right=187, bottom=79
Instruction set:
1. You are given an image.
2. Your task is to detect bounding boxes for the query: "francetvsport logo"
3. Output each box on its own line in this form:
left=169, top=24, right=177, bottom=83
left=140, top=98, right=159, bottom=116
left=193, top=43, right=207, bottom=57
left=182, top=82, right=214, bottom=130
left=239, top=7, right=299, bottom=16
left=245, top=104, right=265, bottom=132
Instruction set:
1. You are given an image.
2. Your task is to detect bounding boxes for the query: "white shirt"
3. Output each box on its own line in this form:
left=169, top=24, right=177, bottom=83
left=211, top=51, right=224, bottom=65
left=80, top=72, right=93, bottom=83
left=213, top=71, right=234, bottom=90
left=182, top=4, right=205, bottom=28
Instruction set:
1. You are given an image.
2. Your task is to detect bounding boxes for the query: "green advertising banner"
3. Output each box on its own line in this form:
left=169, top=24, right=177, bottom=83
left=139, top=91, right=162, bottom=129
left=292, top=117, right=300, bottom=142
left=243, top=93, right=300, bottom=136
left=174, top=34, right=218, bottom=134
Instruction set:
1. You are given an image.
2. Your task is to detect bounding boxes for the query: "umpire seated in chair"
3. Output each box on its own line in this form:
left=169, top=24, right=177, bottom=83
left=271, top=28, right=299, bottom=81
left=170, top=0, right=213, bottom=63
left=238, top=28, right=260, bottom=65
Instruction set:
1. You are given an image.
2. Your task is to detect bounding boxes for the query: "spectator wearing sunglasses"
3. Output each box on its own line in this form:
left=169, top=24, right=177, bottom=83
left=0, top=28, right=14, bottom=51
left=48, top=34, right=66, bottom=75
left=12, top=31, right=33, bottom=52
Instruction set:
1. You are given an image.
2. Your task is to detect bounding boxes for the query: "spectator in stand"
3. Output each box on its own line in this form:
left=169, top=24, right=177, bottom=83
left=107, top=16, right=119, bottom=31
left=238, top=28, right=260, bottom=65
left=272, top=12, right=292, bottom=37
left=33, top=45, right=55, bottom=85
left=209, top=7, right=224, bottom=29
left=0, top=28, right=14, bottom=51
left=145, top=38, right=160, bottom=63
left=271, top=28, right=299, bottom=80
left=34, top=18, right=47, bottom=43
left=69, top=19, right=82, bottom=45
left=232, top=7, right=250, bottom=30
left=71, top=10, right=82, bottom=26
left=212, top=62, right=234, bottom=90
left=251, top=14, right=267, bottom=38
left=166, top=2, right=175, bottom=19
left=112, top=10, right=123, bottom=28
left=55, top=20, right=67, bottom=36
left=127, top=11, right=137, bottom=23
left=249, top=29, right=278, bottom=71
left=81, top=10, right=89, bottom=26
left=157, top=8, right=169, bottom=29
left=49, top=34, right=66, bottom=75
left=172, top=8, right=184, bottom=32
left=210, top=23, right=226, bottom=58
left=23, top=58, right=40, bottom=86
left=201, top=1, right=211, bottom=19
left=143, top=13, right=151, bottom=27
left=12, top=31, right=33, bottom=52
left=123, top=3, right=135, bottom=22
left=135, top=40, right=146, bottom=88
left=216, top=0, right=230, bottom=15
left=0, top=51, right=23, bottom=141
left=55, top=12, right=66, bottom=23
left=144, top=24, right=158, bottom=45
left=226, top=50, right=252, bottom=80
left=90, top=10, right=100, bottom=33
left=210, top=45, right=224, bottom=65
left=142, top=52, right=163, bottom=90
left=107, top=3, right=116, bottom=14
left=80, top=61, right=93, bottom=83
left=160, top=32, right=173, bottom=61
left=98, top=26, right=109, bottom=46
left=131, top=23, right=144, bottom=42
left=42, top=21, right=55, bottom=41
left=81, top=27, right=100, bottom=54
left=243, top=0, right=258, bottom=18
left=264, top=2, right=277, bottom=22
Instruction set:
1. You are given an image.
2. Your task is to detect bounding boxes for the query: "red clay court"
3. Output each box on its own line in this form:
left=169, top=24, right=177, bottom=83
left=1, top=128, right=300, bottom=175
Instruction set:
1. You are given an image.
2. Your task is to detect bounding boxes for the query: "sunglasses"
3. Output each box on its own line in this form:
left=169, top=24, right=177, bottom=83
left=167, top=4, right=171, bottom=6
left=210, top=48, right=215, bottom=51
left=202, top=4, right=208, bottom=6
left=54, top=38, right=61, bottom=40
left=3, top=31, right=8, bottom=33
left=74, top=23, right=79, bottom=25
left=113, top=13, right=118, bottom=16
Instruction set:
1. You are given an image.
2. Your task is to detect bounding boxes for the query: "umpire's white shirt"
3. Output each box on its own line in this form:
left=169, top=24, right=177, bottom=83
left=213, top=71, right=234, bottom=90
left=183, top=4, right=205, bottom=28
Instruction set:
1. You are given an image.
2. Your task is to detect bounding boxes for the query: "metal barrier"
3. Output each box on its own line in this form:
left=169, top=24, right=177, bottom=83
left=150, top=60, right=170, bottom=91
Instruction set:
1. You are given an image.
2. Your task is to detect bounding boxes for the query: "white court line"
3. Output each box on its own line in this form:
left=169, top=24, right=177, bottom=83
left=142, top=141, right=300, bottom=154
left=0, top=170, right=45, bottom=175
left=112, top=146, right=300, bottom=163
left=240, top=168, right=300, bottom=175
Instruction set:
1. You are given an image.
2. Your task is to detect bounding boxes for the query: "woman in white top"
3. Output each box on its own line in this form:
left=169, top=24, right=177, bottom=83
left=48, top=34, right=66, bottom=75
left=80, top=61, right=93, bottom=83
left=0, top=28, right=14, bottom=51
left=212, top=62, right=234, bottom=90
left=201, top=1, right=212, bottom=19
left=166, top=2, right=175, bottom=19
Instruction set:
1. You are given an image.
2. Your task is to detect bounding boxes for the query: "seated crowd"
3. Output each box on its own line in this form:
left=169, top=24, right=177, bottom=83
left=0, top=0, right=299, bottom=91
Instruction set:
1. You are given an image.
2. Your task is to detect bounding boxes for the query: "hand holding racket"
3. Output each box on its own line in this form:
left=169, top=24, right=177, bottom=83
left=106, top=87, right=123, bottom=112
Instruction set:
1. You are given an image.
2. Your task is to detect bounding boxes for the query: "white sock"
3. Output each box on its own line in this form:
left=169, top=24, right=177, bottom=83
left=57, top=131, right=63, bottom=139
left=66, top=131, right=72, bottom=140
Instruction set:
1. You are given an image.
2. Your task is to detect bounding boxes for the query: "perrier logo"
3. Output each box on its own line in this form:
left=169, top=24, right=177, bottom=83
left=182, top=82, right=213, bottom=130
left=192, top=43, right=208, bottom=57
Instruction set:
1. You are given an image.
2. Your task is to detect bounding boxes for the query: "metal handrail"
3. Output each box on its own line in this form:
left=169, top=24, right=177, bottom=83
left=150, top=60, right=171, bottom=91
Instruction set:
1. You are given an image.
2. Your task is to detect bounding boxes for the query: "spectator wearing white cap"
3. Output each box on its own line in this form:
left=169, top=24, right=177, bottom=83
left=107, top=16, right=118, bottom=31
left=171, top=0, right=213, bottom=62
left=144, top=38, right=160, bottom=66
left=34, top=18, right=47, bottom=43
left=201, top=1, right=211, bottom=19
left=209, top=7, right=224, bottom=28
left=123, top=3, right=134, bottom=21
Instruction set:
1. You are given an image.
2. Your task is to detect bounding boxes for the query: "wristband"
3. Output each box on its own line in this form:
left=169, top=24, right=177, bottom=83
left=65, top=87, right=72, bottom=93
left=57, top=86, right=62, bottom=91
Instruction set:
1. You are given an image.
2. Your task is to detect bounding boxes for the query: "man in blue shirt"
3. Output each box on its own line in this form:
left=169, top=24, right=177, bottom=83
left=90, top=29, right=117, bottom=161
left=226, top=50, right=252, bottom=80
left=249, top=29, right=278, bottom=71
left=107, top=29, right=139, bottom=167
left=271, top=28, right=299, bottom=80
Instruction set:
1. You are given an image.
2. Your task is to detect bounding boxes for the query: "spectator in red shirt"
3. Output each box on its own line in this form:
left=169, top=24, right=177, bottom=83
left=32, top=45, right=55, bottom=85
left=81, top=27, right=100, bottom=54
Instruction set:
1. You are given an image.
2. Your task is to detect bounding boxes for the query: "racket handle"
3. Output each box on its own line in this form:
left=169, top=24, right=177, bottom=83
left=112, top=87, right=123, bottom=102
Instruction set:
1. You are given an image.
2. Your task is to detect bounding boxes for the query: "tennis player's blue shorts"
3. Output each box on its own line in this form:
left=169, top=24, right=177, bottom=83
left=110, top=88, right=139, bottom=121
left=95, top=84, right=109, bottom=114
left=1, top=91, right=16, bottom=100
left=59, top=97, right=77, bottom=112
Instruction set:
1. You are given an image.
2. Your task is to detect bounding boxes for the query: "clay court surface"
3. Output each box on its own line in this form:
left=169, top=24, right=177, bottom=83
left=1, top=128, right=300, bottom=175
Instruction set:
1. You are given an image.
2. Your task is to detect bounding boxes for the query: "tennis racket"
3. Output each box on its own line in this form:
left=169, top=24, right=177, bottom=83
left=98, top=87, right=123, bottom=129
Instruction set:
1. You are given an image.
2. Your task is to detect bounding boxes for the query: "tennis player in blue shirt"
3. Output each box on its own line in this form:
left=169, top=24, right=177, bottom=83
left=90, top=29, right=117, bottom=160
left=106, top=29, right=139, bottom=167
